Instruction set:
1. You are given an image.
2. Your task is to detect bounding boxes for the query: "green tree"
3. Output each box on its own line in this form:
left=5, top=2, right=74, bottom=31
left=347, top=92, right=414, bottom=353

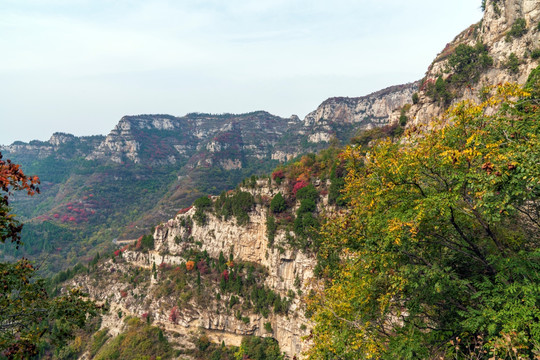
left=506, top=52, right=520, bottom=73
left=506, top=18, right=527, bottom=41
left=307, top=83, right=540, bottom=359
left=446, top=42, right=493, bottom=85
left=270, top=192, right=286, bottom=213
left=412, top=92, right=419, bottom=104
left=0, top=152, right=100, bottom=358
left=266, top=215, right=277, bottom=246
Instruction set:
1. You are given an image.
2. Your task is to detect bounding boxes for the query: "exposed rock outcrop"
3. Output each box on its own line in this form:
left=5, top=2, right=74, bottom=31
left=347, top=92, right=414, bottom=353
left=73, top=180, right=317, bottom=357
left=404, top=0, right=540, bottom=126
left=304, top=82, right=419, bottom=129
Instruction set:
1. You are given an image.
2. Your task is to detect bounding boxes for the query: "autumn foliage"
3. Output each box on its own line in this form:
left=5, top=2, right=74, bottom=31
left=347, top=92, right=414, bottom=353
left=169, top=306, right=179, bottom=324
left=0, top=152, right=100, bottom=357
left=0, top=153, right=40, bottom=245
left=307, top=83, right=540, bottom=359
left=186, top=260, right=195, bottom=271
left=292, top=180, right=308, bottom=196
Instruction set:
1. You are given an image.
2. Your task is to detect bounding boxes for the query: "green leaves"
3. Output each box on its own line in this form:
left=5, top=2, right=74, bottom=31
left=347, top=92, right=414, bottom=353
left=0, top=259, right=101, bottom=358
left=308, top=82, right=540, bottom=359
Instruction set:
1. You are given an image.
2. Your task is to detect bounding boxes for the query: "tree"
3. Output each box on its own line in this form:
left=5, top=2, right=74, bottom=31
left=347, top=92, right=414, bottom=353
left=0, top=152, right=100, bottom=358
left=0, top=153, right=40, bottom=246
left=270, top=192, right=286, bottom=213
left=446, top=42, right=493, bottom=85
left=412, top=92, right=419, bottom=105
left=307, top=82, right=540, bottom=359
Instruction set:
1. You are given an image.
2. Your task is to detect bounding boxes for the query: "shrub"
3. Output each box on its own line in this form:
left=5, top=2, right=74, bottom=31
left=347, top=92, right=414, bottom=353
left=272, top=170, right=285, bottom=185
left=270, top=192, right=286, bottom=213
left=214, top=191, right=254, bottom=225
left=194, top=195, right=212, bottom=210
left=298, top=199, right=316, bottom=214
left=447, top=43, right=493, bottom=86
left=196, top=335, right=211, bottom=351
left=264, top=322, right=273, bottom=333
left=506, top=18, right=527, bottom=41
left=237, top=337, right=283, bottom=360
left=294, top=212, right=319, bottom=238
left=140, top=234, right=154, bottom=250
left=295, top=184, right=318, bottom=202
left=412, top=92, right=419, bottom=104
left=89, top=329, right=110, bottom=357
left=292, top=180, right=309, bottom=196
left=169, top=306, right=179, bottom=324
left=222, top=270, right=229, bottom=281
left=93, top=318, right=173, bottom=360
left=266, top=215, right=277, bottom=246
left=193, top=208, right=207, bottom=226
left=329, top=177, right=346, bottom=206
left=399, top=108, right=408, bottom=127
left=506, top=52, right=520, bottom=73
left=531, top=49, right=540, bottom=59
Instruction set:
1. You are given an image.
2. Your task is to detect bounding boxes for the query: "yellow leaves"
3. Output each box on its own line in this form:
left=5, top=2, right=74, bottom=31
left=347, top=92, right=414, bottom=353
left=307, top=82, right=540, bottom=359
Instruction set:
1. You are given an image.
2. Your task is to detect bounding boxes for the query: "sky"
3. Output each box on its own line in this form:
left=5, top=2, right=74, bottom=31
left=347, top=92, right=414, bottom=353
left=0, top=0, right=483, bottom=145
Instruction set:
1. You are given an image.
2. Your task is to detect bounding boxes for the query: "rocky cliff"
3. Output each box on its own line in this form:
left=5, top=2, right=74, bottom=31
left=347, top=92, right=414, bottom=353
left=71, top=177, right=326, bottom=358
left=304, top=82, right=418, bottom=128
left=0, top=132, right=104, bottom=161
left=403, top=0, right=540, bottom=125
left=1, top=83, right=414, bottom=250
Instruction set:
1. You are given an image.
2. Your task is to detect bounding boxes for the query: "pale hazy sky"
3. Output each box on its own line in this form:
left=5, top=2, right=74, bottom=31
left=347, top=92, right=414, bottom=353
left=0, top=0, right=483, bottom=145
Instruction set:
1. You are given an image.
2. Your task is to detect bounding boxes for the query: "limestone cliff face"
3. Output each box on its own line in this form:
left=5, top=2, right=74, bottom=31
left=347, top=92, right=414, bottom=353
left=0, top=132, right=104, bottom=160
left=304, top=82, right=419, bottom=129
left=151, top=205, right=315, bottom=356
left=72, top=180, right=318, bottom=358
left=84, top=112, right=305, bottom=167
left=405, top=0, right=540, bottom=126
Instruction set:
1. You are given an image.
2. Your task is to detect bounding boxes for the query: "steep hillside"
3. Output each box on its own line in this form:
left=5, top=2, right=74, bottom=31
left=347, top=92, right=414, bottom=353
left=66, top=152, right=343, bottom=358
left=401, top=0, right=540, bottom=125
left=304, top=82, right=418, bottom=129
left=26, top=0, right=540, bottom=358
left=0, top=85, right=412, bottom=274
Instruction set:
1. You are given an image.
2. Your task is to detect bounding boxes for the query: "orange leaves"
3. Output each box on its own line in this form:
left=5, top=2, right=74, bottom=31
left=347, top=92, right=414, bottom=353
left=185, top=261, right=195, bottom=271
left=0, top=153, right=40, bottom=196
left=1, top=152, right=41, bottom=244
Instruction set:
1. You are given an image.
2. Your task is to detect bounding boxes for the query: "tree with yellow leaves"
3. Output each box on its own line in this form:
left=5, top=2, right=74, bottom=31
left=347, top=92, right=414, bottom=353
left=307, top=73, right=540, bottom=359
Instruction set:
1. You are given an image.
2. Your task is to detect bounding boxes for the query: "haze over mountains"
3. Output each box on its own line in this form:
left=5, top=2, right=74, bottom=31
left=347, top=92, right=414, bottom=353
left=0, top=83, right=415, bottom=273
left=1, top=0, right=539, bottom=357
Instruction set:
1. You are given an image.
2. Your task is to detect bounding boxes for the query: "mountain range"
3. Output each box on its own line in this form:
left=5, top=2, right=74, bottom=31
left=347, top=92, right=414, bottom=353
left=1, top=0, right=539, bottom=357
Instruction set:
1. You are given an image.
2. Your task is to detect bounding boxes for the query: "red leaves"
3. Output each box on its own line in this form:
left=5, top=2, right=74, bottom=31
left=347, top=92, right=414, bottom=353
left=0, top=152, right=40, bottom=244
left=197, top=260, right=208, bottom=274
left=272, top=170, right=285, bottom=180
left=135, top=236, right=143, bottom=250
left=222, top=269, right=229, bottom=281
left=176, top=206, right=192, bottom=215
left=0, top=154, right=40, bottom=196
left=292, top=180, right=309, bottom=196
left=169, top=306, right=179, bottom=324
